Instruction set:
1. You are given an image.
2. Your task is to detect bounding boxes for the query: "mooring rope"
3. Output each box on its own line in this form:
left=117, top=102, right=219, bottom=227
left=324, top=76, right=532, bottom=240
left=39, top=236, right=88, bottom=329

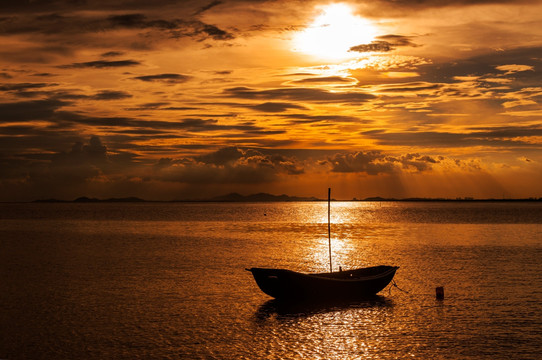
left=389, top=279, right=410, bottom=295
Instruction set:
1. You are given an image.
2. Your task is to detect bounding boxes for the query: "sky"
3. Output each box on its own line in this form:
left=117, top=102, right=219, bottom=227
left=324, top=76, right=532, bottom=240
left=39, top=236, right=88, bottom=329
left=1, top=0, right=542, bottom=201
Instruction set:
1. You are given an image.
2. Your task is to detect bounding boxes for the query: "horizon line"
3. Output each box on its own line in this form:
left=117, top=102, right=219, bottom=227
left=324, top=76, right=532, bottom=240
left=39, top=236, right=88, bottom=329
left=4, top=193, right=542, bottom=203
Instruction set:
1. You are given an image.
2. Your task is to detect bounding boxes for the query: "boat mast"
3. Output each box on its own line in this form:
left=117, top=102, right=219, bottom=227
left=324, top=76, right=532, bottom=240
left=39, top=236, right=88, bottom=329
left=328, top=187, right=332, bottom=272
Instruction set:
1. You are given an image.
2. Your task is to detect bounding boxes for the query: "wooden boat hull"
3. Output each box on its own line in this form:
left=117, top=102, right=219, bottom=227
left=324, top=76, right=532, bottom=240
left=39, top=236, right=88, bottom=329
left=247, top=265, right=399, bottom=300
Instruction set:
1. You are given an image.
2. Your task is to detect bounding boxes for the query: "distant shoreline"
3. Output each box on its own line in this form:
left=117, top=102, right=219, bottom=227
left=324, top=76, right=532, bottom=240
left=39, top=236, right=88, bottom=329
left=23, top=193, right=542, bottom=203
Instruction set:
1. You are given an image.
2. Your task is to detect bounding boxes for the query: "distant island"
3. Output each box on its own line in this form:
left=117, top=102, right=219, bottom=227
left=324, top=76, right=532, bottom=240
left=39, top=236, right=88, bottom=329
left=34, top=196, right=146, bottom=203
left=31, top=193, right=542, bottom=203
left=204, top=192, right=321, bottom=202
left=33, top=193, right=320, bottom=203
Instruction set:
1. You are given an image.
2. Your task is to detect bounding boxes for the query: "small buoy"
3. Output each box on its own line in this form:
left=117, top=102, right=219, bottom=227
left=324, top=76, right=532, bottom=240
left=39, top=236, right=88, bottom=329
left=436, top=286, right=444, bottom=300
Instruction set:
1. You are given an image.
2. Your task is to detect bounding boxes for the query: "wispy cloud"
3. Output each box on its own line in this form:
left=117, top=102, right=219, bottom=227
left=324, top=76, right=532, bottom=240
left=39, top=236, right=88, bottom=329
left=290, top=76, right=357, bottom=85
left=133, top=73, right=191, bottom=83
left=250, top=102, right=306, bottom=112
left=495, top=64, right=535, bottom=75
left=194, top=0, right=223, bottom=16
left=224, top=87, right=374, bottom=103
left=362, top=125, right=542, bottom=148
left=58, top=60, right=141, bottom=69
left=349, top=35, right=419, bottom=53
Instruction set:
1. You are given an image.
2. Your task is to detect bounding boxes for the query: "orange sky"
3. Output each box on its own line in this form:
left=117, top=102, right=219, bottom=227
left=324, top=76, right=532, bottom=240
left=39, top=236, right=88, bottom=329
left=1, top=0, right=541, bottom=201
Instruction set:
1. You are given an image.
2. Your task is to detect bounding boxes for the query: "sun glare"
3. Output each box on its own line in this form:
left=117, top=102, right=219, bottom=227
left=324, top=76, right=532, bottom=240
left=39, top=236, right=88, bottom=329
left=293, top=3, right=376, bottom=61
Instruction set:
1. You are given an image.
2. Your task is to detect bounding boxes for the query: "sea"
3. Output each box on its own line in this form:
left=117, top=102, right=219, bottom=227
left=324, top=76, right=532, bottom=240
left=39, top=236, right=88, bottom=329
left=0, top=201, right=541, bottom=359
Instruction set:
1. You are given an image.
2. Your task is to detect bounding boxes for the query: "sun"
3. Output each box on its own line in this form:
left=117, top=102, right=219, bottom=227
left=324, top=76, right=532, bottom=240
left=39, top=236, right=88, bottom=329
left=293, top=3, right=377, bottom=61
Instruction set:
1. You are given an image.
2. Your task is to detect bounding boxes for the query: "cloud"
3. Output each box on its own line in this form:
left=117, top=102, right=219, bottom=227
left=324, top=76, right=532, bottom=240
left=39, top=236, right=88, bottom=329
left=326, top=151, right=440, bottom=174
left=133, top=73, right=191, bottom=83
left=224, top=86, right=374, bottom=103
left=203, top=100, right=306, bottom=113
left=327, top=151, right=395, bottom=174
left=365, top=0, right=536, bottom=13
left=152, top=147, right=304, bottom=186
left=1, top=85, right=132, bottom=101
left=378, top=35, right=420, bottom=46
left=0, top=99, right=266, bottom=141
left=106, top=13, right=154, bottom=28
left=90, top=90, right=133, bottom=100
left=394, top=153, right=440, bottom=172
left=281, top=113, right=365, bottom=124
left=125, top=102, right=171, bottom=110
left=0, top=43, right=73, bottom=63
left=373, top=82, right=442, bottom=93
left=419, top=47, right=542, bottom=85
left=162, top=106, right=200, bottom=111
left=495, top=64, right=535, bottom=75
left=194, top=0, right=223, bottom=15
left=0, top=98, right=66, bottom=121
left=362, top=125, right=542, bottom=148
left=101, top=51, right=124, bottom=57
left=0, top=82, right=54, bottom=92
left=58, top=60, right=141, bottom=69
left=104, top=13, right=234, bottom=40
left=290, top=76, right=357, bottom=84
left=175, top=118, right=255, bottom=132
left=251, top=102, right=306, bottom=112
left=15, top=109, right=282, bottom=138
left=54, top=135, right=108, bottom=166
left=196, top=146, right=244, bottom=165
left=4, top=135, right=114, bottom=194
left=350, top=41, right=394, bottom=53
left=0, top=10, right=234, bottom=42
left=198, top=23, right=233, bottom=40
left=349, top=35, right=419, bottom=53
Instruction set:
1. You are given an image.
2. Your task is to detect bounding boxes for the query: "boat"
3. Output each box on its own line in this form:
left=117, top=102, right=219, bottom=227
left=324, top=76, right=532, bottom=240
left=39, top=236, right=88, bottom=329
left=247, top=188, right=399, bottom=300
left=246, top=265, right=398, bottom=300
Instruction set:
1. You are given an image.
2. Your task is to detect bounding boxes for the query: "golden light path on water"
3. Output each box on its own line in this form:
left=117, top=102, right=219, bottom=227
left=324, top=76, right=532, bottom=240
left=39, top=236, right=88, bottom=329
left=298, top=201, right=383, bottom=272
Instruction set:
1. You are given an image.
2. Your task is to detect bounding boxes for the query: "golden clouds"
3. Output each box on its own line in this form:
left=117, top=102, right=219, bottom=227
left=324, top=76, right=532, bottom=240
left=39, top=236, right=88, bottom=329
left=0, top=1, right=541, bottom=200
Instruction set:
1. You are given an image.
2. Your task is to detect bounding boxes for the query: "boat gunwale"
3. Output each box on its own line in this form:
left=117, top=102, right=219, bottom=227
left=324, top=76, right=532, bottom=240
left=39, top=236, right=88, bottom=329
left=248, top=266, right=399, bottom=283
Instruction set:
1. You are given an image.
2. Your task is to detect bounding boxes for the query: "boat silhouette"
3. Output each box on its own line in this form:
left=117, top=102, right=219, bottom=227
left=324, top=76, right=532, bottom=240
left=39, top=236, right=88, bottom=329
left=247, top=188, right=399, bottom=300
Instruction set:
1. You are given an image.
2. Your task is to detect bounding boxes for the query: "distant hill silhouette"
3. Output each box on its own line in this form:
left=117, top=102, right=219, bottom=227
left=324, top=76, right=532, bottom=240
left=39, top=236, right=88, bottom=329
left=31, top=194, right=541, bottom=203
left=208, top=192, right=320, bottom=202
left=75, top=196, right=145, bottom=203
left=34, top=196, right=146, bottom=203
left=33, top=193, right=319, bottom=203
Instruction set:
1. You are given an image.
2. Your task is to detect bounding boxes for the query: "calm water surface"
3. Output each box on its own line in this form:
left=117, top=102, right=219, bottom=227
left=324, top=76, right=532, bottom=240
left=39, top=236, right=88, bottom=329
left=1, top=202, right=541, bottom=359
